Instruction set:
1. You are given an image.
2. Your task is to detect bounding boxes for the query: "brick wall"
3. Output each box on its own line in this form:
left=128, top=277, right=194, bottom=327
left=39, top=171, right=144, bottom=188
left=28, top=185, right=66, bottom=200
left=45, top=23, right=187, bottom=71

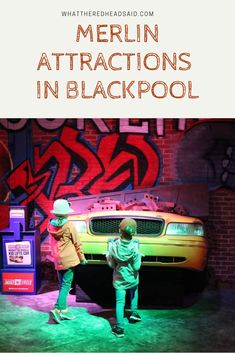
left=206, top=188, right=235, bottom=287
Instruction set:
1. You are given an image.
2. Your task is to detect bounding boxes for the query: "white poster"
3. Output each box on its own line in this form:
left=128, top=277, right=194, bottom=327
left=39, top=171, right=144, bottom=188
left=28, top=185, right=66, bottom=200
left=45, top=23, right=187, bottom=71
left=5, top=241, right=32, bottom=266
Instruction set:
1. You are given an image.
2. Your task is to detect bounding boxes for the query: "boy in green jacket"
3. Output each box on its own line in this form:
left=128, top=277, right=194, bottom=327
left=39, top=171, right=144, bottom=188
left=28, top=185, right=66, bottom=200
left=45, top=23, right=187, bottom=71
left=106, top=218, right=142, bottom=338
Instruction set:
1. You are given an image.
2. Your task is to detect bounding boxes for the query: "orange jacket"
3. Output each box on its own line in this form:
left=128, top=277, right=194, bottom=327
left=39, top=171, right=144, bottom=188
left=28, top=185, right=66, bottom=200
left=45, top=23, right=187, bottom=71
left=48, top=220, right=85, bottom=270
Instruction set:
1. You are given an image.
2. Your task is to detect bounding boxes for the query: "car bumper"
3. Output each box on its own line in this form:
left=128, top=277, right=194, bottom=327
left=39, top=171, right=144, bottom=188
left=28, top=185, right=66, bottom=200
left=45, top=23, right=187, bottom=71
left=81, top=236, right=208, bottom=271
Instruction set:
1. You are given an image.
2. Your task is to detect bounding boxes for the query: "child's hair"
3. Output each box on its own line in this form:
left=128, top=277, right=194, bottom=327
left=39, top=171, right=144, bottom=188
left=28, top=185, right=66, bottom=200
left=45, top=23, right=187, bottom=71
left=119, top=218, right=137, bottom=240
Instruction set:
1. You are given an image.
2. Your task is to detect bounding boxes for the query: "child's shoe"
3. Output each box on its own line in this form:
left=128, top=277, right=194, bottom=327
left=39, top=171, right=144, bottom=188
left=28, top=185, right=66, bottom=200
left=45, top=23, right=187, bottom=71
left=112, top=325, right=124, bottom=338
left=60, top=309, right=76, bottom=320
left=129, top=311, right=141, bottom=323
left=50, top=309, right=62, bottom=324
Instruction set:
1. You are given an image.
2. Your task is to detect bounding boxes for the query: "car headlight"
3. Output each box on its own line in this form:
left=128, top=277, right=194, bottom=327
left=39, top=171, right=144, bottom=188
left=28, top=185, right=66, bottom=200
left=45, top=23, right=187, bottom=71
left=73, top=221, right=87, bottom=233
left=166, top=222, right=204, bottom=236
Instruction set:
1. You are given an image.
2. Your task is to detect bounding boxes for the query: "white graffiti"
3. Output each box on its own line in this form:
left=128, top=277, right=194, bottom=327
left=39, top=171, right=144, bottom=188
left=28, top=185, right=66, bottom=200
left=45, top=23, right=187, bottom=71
left=0, top=118, right=187, bottom=135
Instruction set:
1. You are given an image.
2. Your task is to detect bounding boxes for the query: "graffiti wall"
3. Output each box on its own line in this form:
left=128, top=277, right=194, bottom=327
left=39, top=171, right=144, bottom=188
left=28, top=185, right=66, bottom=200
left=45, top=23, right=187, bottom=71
left=2, top=121, right=163, bottom=236
left=1, top=118, right=235, bottom=285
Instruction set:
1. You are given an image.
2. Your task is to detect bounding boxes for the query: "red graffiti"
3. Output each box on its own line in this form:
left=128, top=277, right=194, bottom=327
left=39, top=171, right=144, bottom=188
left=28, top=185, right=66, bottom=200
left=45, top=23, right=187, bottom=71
left=6, top=127, right=161, bottom=234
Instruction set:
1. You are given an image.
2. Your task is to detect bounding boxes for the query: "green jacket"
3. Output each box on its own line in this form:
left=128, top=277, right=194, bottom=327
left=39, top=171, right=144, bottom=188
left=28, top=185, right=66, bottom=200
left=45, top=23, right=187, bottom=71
left=106, top=238, right=142, bottom=289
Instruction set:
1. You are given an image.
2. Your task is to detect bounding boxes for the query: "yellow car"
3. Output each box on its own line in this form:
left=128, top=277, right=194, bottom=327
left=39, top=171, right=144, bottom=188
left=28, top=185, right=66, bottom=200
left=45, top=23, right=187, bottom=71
left=69, top=210, right=208, bottom=271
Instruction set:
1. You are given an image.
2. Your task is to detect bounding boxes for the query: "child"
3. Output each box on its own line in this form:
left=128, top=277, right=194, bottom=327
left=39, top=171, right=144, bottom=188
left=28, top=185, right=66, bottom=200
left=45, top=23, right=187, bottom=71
left=47, top=199, right=87, bottom=323
left=106, top=218, right=142, bottom=338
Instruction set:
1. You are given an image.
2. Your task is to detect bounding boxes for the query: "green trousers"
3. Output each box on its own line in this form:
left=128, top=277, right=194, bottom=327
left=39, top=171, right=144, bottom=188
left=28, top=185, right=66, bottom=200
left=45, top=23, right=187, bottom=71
left=55, top=267, right=75, bottom=310
left=115, top=286, right=138, bottom=328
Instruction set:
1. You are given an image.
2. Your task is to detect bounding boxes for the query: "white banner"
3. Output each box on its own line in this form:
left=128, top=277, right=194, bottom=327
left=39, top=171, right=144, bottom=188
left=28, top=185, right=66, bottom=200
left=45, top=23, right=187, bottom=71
left=0, top=0, right=234, bottom=117
left=6, top=241, right=32, bottom=266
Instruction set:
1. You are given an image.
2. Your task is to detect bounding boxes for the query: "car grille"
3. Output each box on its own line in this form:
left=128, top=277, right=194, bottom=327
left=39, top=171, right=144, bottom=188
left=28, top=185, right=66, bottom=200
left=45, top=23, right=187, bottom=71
left=143, top=256, right=186, bottom=263
left=90, top=217, right=164, bottom=236
left=84, top=254, right=186, bottom=264
left=86, top=254, right=106, bottom=261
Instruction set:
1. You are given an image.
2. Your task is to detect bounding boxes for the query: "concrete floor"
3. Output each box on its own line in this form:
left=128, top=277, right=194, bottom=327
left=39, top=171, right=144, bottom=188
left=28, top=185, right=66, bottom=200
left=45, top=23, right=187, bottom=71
left=0, top=277, right=235, bottom=352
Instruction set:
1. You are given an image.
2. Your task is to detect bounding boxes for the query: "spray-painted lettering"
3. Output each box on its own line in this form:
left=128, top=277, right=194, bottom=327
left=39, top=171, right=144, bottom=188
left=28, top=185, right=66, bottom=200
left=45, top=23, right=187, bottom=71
left=6, top=127, right=161, bottom=235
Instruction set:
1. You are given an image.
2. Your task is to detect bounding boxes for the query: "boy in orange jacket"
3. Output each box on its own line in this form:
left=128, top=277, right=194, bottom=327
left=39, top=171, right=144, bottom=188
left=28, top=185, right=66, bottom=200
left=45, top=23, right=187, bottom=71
left=47, top=199, right=87, bottom=323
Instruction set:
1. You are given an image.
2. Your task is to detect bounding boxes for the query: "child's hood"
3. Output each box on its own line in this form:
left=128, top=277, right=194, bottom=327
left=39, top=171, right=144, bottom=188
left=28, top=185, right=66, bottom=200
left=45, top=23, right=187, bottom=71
left=109, top=238, right=139, bottom=262
left=47, top=218, right=68, bottom=240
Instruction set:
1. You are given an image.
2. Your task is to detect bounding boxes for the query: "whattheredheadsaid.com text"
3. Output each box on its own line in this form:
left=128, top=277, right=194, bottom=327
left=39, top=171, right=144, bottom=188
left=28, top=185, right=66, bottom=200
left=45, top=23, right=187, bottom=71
left=61, top=10, right=155, bottom=17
